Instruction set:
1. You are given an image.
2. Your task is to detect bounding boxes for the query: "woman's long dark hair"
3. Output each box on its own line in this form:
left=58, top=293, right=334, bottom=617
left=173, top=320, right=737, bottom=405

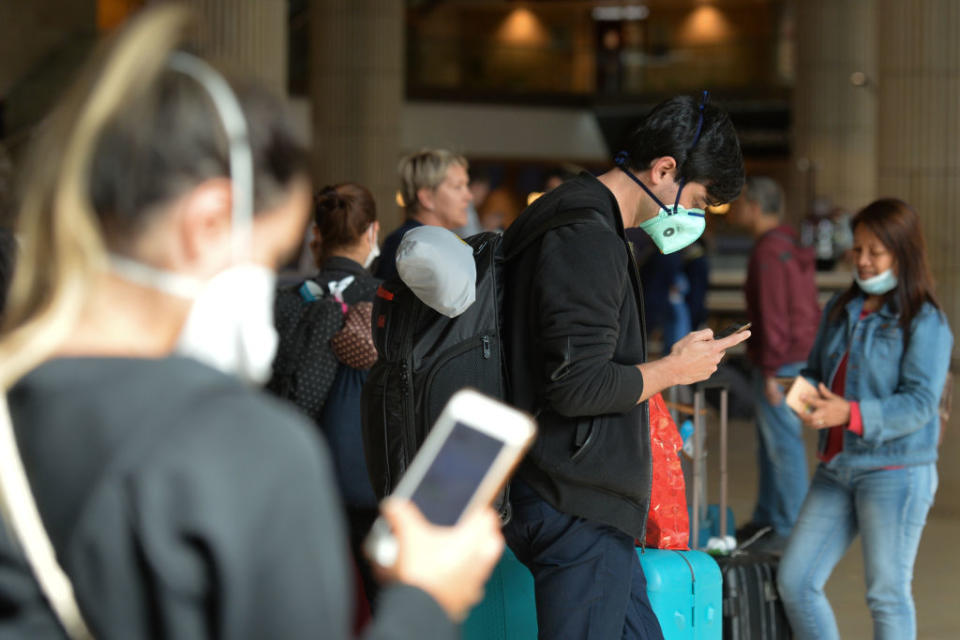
left=829, top=198, right=941, bottom=332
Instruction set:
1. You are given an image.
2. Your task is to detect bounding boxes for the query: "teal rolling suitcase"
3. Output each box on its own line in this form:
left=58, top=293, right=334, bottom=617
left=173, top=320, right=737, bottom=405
left=637, top=548, right=722, bottom=640
left=462, top=546, right=538, bottom=640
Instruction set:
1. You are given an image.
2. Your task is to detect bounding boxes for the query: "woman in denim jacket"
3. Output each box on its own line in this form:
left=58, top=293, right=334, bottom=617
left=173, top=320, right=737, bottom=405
left=778, top=198, right=952, bottom=640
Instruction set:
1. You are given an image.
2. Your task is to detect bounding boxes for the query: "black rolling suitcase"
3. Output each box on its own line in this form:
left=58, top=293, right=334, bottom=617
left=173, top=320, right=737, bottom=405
left=688, top=383, right=792, bottom=640
left=715, top=551, right=791, bottom=640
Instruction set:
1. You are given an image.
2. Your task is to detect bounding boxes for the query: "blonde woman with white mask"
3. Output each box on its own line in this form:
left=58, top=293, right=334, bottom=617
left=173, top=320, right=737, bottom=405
left=0, top=6, right=501, bottom=640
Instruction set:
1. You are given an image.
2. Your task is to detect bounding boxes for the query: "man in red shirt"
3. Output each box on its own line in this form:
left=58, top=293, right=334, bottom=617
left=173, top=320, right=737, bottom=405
left=729, top=176, right=821, bottom=552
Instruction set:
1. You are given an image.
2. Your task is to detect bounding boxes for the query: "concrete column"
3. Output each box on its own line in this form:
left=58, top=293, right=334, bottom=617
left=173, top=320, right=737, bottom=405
left=876, top=0, right=960, bottom=514
left=181, top=0, right=288, bottom=95
left=0, top=0, right=97, bottom=143
left=792, top=0, right=877, bottom=213
left=310, top=0, right=405, bottom=231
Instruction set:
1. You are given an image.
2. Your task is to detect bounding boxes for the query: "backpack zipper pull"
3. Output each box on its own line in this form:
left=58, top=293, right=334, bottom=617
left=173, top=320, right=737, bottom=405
left=481, top=336, right=491, bottom=359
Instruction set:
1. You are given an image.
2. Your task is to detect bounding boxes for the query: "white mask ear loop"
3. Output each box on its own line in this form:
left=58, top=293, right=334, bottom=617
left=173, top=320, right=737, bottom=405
left=167, top=52, right=254, bottom=261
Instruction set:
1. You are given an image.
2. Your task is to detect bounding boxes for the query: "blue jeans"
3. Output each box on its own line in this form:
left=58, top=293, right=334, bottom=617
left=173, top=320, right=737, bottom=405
left=751, top=361, right=809, bottom=537
left=778, top=463, right=938, bottom=640
left=504, top=481, right=664, bottom=640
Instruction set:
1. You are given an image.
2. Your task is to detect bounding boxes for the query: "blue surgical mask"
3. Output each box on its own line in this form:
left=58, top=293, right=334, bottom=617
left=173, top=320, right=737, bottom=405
left=615, top=90, right=710, bottom=255
left=855, top=269, right=898, bottom=295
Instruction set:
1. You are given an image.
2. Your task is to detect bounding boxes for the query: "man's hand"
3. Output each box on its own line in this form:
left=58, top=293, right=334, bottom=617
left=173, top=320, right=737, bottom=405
left=666, top=328, right=751, bottom=386
left=764, top=376, right=785, bottom=406
left=636, top=328, right=751, bottom=402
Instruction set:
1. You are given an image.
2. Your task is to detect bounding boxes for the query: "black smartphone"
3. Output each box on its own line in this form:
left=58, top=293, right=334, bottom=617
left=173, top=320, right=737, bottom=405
left=716, top=322, right=752, bottom=339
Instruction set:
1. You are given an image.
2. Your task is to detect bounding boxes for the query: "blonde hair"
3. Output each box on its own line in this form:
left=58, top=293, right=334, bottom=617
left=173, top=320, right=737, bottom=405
left=398, top=148, right=468, bottom=214
left=0, top=5, right=190, bottom=389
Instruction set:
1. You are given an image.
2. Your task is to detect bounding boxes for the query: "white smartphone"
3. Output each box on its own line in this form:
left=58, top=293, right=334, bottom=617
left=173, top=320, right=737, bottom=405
left=785, top=375, right=818, bottom=415
left=364, top=388, right=537, bottom=568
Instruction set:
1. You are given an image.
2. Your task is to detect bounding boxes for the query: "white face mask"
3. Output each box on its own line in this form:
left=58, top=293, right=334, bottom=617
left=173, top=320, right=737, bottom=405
left=110, top=253, right=280, bottom=388
left=176, top=264, right=278, bottom=385
left=363, top=225, right=380, bottom=269
left=110, top=53, right=279, bottom=386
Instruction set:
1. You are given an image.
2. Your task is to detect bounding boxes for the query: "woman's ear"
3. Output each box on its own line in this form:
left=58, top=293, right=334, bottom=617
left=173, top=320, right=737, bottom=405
left=416, top=187, right=435, bottom=212
left=176, top=178, right=233, bottom=274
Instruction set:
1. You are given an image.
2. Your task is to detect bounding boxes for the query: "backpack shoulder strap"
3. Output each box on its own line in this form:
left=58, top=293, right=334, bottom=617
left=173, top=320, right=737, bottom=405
left=504, top=208, right=609, bottom=261
left=0, top=395, right=93, bottom=640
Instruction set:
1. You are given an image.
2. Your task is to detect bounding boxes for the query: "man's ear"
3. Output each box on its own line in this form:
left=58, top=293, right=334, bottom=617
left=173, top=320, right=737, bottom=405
left=648, top=156, right=679, bottom=186
left=176, top=178, right=233, bottom=267
left=416, top=186, right=435, bottom=212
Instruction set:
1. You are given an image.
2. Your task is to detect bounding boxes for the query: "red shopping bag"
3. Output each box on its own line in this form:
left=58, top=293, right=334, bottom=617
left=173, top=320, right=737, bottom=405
left=643, top=393, right=690, bottom=550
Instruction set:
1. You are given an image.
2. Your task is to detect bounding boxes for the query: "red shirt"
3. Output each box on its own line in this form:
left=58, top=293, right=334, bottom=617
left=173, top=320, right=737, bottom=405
left=818, top=308, right=901, bottom=469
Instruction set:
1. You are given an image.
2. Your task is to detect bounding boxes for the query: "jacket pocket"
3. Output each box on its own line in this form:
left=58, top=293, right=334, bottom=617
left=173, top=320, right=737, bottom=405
left=571, top=417, right=598, bottom=462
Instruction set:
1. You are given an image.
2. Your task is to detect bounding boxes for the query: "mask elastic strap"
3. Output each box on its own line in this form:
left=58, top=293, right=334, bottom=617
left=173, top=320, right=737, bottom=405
left=168, top=52, right=254, bottom=260
left=109, top=254, right=205, bottom=299
left=688, top=90, right=710, bottom=152
left=614, top=151, right=672, bottom=214
left=671, top=90, right=710, bottom=214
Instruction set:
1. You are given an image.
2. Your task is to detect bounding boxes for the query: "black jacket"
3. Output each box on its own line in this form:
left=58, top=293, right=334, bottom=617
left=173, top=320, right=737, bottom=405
left=502, top=172, right=652, bottom=539
left=316, top=256, right=381, bottom=305
left=0, top=357, right=455, bottom=640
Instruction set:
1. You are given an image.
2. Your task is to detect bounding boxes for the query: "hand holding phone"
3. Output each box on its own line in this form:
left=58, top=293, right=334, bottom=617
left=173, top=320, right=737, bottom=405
left=365, top=389, right=536, bottom=567
left=785, top=376, right=818, bottom=415
left=374, top=499, right=503, bottom=622
left=666, top=325, right=752, bottom=386
left=363, top=389, right=534, bottom=620
left=716, top=322, right=752, bottom=339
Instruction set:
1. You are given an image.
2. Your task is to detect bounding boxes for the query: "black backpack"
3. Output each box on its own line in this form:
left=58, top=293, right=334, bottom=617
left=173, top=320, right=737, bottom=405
left=361, top=211, right=604, bottom=501
left=266, top=280, right=344, bottom=422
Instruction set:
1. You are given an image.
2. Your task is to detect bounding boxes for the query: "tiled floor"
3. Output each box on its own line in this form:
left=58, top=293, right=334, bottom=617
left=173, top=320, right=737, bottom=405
left=702, top=410, right=960, bottom=638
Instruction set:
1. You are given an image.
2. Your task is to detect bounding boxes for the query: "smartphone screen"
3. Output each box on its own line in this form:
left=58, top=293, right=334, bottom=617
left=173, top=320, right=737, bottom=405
left=409, top=421, right=505, bottom=526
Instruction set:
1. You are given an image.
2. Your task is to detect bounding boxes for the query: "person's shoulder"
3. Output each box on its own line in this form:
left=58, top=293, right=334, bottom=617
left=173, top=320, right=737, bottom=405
left=819, top=291, right=846, bottom=318
left=388, top=218, right=423, bottom=239
left=914, top=300, right=952, bottom=332
left=132, top=358, right=321, bottom=461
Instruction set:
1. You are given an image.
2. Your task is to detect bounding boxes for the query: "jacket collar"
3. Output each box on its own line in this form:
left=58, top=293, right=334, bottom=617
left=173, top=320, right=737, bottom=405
left=579, top=172, right=626, bottom=239
left=318, top=256, right=369, bottom=278
left=844, top=291, right=900, bottom=321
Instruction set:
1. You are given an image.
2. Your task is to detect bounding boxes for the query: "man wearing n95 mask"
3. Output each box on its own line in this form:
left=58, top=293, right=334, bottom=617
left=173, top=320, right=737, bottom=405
left=501, top=93, right=747, bottom=639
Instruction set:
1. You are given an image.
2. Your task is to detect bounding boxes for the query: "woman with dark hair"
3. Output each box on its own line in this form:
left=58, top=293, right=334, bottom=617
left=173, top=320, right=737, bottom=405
left=777, top=198, right=952, bottom=640
left=310, top=182, right=383, bottom=604
left=0, top=7, right=500, bottom=639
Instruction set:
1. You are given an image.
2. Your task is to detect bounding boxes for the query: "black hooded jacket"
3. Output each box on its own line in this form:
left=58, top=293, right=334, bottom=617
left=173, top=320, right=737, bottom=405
left=502, top=172, right=652, bottom=539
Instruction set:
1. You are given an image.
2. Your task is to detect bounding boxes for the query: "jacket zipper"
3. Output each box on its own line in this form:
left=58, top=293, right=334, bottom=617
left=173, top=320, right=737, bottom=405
left=388, top=291, right=419, bottom=475
left=378, top=368, right=393, bottom=496
left=626, top=241, right=652, bottom=540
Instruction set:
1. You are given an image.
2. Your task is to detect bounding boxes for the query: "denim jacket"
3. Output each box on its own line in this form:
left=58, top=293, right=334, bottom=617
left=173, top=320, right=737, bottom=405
left=801, top=293, right=953, bottom=468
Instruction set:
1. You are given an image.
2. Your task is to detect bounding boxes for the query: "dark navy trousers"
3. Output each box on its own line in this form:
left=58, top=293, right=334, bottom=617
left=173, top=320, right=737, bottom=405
left=504, top=481, right=665, bottom=640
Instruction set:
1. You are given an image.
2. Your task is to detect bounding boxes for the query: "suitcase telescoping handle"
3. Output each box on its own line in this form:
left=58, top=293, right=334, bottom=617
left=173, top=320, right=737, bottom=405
left=689, top=381, right=729, bottom=551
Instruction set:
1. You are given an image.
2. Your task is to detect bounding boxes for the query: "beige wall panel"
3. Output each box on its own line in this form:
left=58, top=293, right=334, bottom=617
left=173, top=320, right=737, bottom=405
left=877, top=0, right=960, bottom=514
left=182, top=0, right=288, bottom=95
left=793, top=0, right=877, bottom=212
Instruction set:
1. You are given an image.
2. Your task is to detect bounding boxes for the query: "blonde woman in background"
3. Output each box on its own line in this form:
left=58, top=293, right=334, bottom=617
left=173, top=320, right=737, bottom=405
left=0, top=6, right=501, bottom=639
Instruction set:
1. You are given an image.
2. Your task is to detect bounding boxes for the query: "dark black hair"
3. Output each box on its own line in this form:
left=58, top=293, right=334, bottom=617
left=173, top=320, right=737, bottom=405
left=622, top=95, right=744, bottom=205
left=89, top=69, right=310, bottom=247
